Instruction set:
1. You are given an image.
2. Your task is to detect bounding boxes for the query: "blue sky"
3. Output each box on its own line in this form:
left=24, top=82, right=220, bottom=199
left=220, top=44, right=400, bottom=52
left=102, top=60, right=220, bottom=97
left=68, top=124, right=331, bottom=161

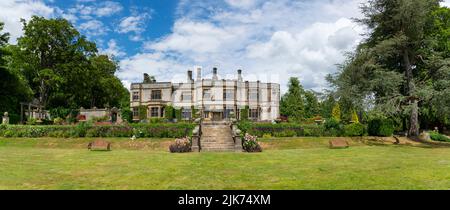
left=1, top=0, right=450, bottom=93
left=48, top=0, right=178, bottom=56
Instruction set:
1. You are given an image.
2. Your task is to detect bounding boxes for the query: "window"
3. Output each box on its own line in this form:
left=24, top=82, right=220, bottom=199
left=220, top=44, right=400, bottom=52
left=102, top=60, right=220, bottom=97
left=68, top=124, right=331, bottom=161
left=249, top=90, right=258, bottom=101
left=132, top=92, right=139, bottom=101
left=150, top=107, right=159, bottom=117
left=182, top=92, right=192, bottom=101
left=249, top=109, right=259, bottom=119
left=223, top=90, right=234, bottom=101
left=151, top=90, right=162, bottom=100
left=203, top=89, right=211, bottom=100
left=182, top=109, right=192, bottom=119
left=132, top=107, right=139, bottom=117
left=224, top=109, right=234, bottom=118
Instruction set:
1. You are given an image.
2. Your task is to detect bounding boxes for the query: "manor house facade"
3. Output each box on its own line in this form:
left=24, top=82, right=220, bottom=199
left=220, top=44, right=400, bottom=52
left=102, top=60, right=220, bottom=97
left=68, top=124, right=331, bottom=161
left=130, top=67, right=280, bottom=121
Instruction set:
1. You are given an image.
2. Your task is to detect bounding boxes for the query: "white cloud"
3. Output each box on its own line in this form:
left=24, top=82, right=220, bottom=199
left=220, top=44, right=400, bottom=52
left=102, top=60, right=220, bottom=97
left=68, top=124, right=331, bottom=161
left=225, top=0, right=260, bottom=9
left=100, top=39, right=126, bottom=58
left=78, top=20, right=109, bottom=36
left=120, top=0, right=365, bottom=93
left=118, top=16, right=145, bottom=33
left=117, top=13, right=150, bottom=41
left=0, top=0, right=54, bottom=43
left=69, top=1, right=123, bottom=19
left=442, top=0, right=450, bottom=7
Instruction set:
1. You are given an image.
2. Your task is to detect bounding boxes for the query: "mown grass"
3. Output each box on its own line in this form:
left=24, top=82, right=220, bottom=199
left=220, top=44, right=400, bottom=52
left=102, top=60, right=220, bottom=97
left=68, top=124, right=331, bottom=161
left=0, top=137, right=449, bottom=190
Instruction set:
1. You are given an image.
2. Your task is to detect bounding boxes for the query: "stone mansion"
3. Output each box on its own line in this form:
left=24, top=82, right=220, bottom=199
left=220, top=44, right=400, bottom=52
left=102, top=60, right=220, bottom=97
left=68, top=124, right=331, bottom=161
left=130, top=67, right=280, bottom=121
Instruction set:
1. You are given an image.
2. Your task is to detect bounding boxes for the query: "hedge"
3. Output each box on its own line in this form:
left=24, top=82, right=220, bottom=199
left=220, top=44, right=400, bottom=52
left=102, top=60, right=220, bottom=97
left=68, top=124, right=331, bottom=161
left=238, top=122, right=328, bottom=137
left=368, top=119, right=394, bottom=137
left=0, top=123, right=195, bottom=138
left=344, top=123, right=366, bottom=137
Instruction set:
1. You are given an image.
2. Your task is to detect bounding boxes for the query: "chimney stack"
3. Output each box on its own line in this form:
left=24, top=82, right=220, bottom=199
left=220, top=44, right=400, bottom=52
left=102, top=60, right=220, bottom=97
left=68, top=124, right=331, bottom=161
left=196, top=67, right=202, bottom=81
left=187, top=70, right=193, bottom=82
left=212, top=67, right=218, bottom=80
left=237, top=69, right=243, bottom=81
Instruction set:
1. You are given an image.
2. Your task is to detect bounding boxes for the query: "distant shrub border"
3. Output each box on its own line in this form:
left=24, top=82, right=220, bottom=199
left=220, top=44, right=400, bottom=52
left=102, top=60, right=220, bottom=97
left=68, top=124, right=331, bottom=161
left=0, top=123, right=195, bottom=138
left=429, top=131, right=450, bottom=143
left=368, top=119, right=394, bottom=137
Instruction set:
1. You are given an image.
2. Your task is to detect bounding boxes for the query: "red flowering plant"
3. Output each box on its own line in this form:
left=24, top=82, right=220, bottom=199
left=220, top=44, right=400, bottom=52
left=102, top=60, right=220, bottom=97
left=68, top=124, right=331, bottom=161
left=169, top=137, right=192, bottom=153
left=242, top=133, right=262, bottom=153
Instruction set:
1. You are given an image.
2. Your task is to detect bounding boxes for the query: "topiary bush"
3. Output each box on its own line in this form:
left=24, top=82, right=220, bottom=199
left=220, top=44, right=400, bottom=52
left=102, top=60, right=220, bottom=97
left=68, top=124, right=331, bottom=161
left=344, top=123, right=366, bottom=137
left=368, top=118, right=394, bottom=137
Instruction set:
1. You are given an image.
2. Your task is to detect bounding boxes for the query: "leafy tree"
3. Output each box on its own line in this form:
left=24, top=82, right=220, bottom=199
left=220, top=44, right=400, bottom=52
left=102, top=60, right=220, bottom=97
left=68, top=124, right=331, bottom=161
left=304, top=90, right=320, bottom=118
left=138, top=105, right=147, bottom=121
left=0, top=22, right=32, bottom=123
left=11, top=16, right=129, bottom=114
left=280, top=77, right=305, bottom=122
left=351, top=110, right=360, bottom=123
left=320, top=94, right=336, bottom=119
left=331, top=103, right=341, bottom=122
left=240, top=106, right=249, bottom=121
left=329, top=0, right=449, bottom=136
left=165, top=105, right=174, bottom=120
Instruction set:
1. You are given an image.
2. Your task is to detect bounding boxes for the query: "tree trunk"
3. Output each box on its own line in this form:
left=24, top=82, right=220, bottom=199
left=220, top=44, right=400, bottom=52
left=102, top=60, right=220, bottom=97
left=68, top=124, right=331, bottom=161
left=409, top=100, right=419, bottom=136
left=403, top=50, right=419, bottom=136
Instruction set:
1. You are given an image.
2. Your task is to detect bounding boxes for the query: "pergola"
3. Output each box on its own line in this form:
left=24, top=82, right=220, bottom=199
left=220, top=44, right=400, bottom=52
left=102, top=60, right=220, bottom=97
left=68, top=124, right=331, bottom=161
left=20, top=99, right=45, bottom=124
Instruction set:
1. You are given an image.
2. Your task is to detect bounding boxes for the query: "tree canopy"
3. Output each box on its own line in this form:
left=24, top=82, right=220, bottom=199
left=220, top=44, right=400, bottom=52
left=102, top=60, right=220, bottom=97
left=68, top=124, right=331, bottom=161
left=328, top=0, right=450, bottom=135
left=0, top=17, right=129, bottom=123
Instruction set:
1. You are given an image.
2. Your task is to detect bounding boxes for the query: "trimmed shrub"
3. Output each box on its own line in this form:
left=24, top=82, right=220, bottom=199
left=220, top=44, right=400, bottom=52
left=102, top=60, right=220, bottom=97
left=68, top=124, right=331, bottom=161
left=240, top=106, right=249, bottom=121
left=429, top=131, right=450, bottom=142
left=344, top=123, right=365, bottom=137
left=237, top=122, right=326, bottom=137
left=120, top=109, right=133, bottom=123
left=324, top=118, right=344, bottom=137
left=165, top=106, right=175, bottom=120
left=0, top=123, right=195, bottom=138
left=368, top=119, right=394, bottom=137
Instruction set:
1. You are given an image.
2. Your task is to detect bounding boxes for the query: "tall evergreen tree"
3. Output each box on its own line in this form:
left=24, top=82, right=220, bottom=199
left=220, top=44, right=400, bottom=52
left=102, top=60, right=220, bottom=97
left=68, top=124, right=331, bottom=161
left=330, top=0, right=449, bottom=136
left=280, top=77, right=305, bottom=122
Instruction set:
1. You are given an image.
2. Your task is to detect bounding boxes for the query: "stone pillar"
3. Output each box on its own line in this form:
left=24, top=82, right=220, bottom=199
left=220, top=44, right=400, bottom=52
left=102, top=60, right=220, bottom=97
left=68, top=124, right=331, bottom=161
left=2, top=112, right=9, bottom=125
left=191, top=125, right=201, bottom=152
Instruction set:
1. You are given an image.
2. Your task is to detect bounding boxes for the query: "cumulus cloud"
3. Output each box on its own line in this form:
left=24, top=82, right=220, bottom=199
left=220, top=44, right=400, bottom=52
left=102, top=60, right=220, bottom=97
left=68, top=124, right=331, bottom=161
left=78, top=20, right=109, bottom=36
left=68, top=1, right=123, bottom=19
left=120, top=0, right=365, bottom=92
left=100, top=39, right=126, bottom=58
left=117, top=13, right=151, bottom=41
left=0, top=0, right=54, bottom=43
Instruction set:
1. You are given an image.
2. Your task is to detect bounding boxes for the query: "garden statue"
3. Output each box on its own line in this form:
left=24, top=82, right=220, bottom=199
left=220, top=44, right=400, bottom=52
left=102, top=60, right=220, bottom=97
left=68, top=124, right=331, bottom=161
left=2, top=112, right=9, bottom=125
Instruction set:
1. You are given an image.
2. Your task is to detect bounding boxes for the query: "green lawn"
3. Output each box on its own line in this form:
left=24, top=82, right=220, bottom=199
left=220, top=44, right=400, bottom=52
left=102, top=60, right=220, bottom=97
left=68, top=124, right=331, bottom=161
left=0, top=137, right=449, bottom=190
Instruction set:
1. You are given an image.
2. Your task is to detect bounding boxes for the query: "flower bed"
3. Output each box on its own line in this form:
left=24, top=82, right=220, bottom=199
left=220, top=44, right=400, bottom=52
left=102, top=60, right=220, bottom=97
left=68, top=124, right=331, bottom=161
left=242, top=133, right=262, bottom=152
left=169, top=137, right=192, bottom=153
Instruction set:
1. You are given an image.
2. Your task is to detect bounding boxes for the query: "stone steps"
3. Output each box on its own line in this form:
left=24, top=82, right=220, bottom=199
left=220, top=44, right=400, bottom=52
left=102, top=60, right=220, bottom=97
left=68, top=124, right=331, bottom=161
left=200, top=124, right=236, bottom=152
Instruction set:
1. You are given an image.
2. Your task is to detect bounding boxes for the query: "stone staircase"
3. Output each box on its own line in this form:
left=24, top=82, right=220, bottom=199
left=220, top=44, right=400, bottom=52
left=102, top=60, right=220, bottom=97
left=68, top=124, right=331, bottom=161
left=200, top=122, right=236, bottom=152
